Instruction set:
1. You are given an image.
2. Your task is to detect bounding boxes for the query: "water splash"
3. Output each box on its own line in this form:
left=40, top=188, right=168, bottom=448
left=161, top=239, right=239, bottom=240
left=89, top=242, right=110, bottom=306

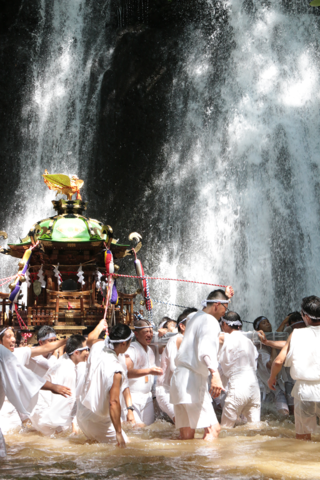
left=1, top=0, right=112, bottom=285
left=143, top=0, right=320, bottom=326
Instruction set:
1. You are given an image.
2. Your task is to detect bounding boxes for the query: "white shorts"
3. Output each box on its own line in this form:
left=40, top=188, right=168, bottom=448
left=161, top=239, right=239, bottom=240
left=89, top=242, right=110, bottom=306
left=294, top=398, right=320, bottom=435
left=131, top=391, right=155, bottom=425
left=77, top=411, right=128, bottom=444
left=221, top=378, right=261, bottom=428
left=156, top=386, right=175, bottom=421
left=174, top=395, right=218, bottom=430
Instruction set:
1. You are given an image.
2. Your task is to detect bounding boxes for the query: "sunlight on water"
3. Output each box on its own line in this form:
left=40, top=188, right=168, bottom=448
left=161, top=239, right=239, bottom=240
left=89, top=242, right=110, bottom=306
left=2, top=415, right=320, bottom=479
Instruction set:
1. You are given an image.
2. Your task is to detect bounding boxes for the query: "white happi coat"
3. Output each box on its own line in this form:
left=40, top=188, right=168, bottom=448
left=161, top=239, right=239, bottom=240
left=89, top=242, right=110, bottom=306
left=126, top=341, right=156, bottom=425
left=0, top=346, right=35, bottom=431
left=27, top=353, right=57, bottom=378
left=77, top=341, right=127, bottom=443
left=170, top=311, right=220, bottom=406
left=285, top=326, right=320, bottom=401
left=218, top=331, right=260, bottom=426
left=156, top=334, right=182, bottom=420
left=0, top=345, right=45, bottom=457
left=29, top=353, right=79, bottom=435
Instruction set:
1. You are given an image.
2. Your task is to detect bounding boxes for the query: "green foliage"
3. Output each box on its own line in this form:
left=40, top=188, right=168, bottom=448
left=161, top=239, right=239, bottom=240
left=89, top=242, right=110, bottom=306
left=310, top=0, right=320, bottom=6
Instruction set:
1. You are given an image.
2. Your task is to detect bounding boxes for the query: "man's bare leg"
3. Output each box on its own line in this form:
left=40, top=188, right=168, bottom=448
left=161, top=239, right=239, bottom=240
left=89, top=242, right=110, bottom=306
left=179, top=427, right=195, bottom=439
left=296, top=433, right=311, bottom=441
left=203, top=423, right=221, bottom=441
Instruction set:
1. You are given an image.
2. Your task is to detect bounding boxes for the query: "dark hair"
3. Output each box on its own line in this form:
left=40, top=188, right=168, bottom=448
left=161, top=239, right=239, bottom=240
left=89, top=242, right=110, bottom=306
left=161, top=316, right=174, bottom=324
left=134, top=319, right=152, bottom=329
left=109, top=323, right=132, bottom=341
left=65, top=334, right=86, bottom=356
left=253, top=316, right=269, bottom=331
left=301, top=296, right=320, bottom=322
left=177, top=308, right=197, bottom=332
left=287, top=311, right=303, bottom=326
left=37, top=325, right=56, bottom=342
left=207, top=289, right=228, bottom=301
left=223, top=311, right=242, bottom=330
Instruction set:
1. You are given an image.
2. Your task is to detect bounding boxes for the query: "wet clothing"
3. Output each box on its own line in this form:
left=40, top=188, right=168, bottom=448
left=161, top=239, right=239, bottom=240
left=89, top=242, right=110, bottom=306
left=170, top=311, right=220, bottom=429
left=0, top=345, right=45, bottom=457
left=156, top=334, right=182, bottom=420
left=28, top=353, right=57, bottom=378
left=126, top=341, right=156, bottom=425
left=285, top=326, right=320, bottom=434
left=219, top=332, right=260, bottom=427
left=29, top=354, right=78, bottom=435
left=77, top=341, right=127, bottom=443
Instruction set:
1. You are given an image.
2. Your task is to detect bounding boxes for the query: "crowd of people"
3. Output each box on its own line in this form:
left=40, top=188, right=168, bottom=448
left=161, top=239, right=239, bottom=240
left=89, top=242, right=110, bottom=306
left=1, top=286, right=320, bottom=456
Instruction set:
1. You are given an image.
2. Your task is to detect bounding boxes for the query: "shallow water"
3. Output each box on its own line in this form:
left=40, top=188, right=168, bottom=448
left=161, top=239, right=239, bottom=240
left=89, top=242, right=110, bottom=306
left=2, top=413, right=320, bottom=480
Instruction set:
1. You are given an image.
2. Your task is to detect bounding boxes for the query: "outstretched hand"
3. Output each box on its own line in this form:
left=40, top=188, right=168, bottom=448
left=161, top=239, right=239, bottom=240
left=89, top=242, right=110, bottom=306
left=52, top=384, right=72, bottom=398
left=149, top=366, right=163, bottom=376
left=257, top=330, right=267, bottom=344
left=225, top=286, right=234, bottom=299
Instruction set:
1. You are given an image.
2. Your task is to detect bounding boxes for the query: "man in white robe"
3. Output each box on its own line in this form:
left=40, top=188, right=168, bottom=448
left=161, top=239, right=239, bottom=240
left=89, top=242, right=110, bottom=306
left=0, top=326, right=67, bottom=430
left=268, top=295, right=320, bottom=441
left=77, top=324, right=135, bottom=446
left=0, top=339, right=71, bottom=458
left=125, top=319, right=163, bottom=426
left=28, top=325, right=58, bottom=377
left=86, top=319, right=136, bottom=426
left=156, top=308, right=197, bottom=422
left=219, top=312, right=260, bottom=428
left=29, top=334, right=89, bottom=435
left=170, top=287, right=233, bottom=441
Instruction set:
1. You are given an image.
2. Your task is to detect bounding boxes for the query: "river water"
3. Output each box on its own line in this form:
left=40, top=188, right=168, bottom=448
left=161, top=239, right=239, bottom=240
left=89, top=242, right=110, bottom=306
left=1, top=412, right=320, bottom=479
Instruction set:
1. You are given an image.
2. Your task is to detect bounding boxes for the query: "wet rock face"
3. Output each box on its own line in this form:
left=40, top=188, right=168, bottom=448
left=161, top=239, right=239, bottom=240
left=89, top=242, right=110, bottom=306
left=88, top=0, right=221, bottom=235
left=0, top=0, right=41, bottom=230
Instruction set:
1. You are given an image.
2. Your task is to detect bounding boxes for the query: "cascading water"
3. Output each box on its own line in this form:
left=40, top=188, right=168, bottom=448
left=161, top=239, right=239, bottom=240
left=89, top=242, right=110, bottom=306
left=0, top=0, right=112, bottom=280
left=1, top=0, right=320, bottom=328
left=141, top=0, right=320, bottom=326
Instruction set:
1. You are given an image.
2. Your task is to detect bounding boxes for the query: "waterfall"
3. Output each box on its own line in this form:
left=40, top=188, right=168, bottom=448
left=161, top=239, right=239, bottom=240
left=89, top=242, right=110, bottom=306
left=2, top=0, right=320, bottom=327
left=0, top=0, right=112, bottom=280
left=143, top=0, right=320, bottom=326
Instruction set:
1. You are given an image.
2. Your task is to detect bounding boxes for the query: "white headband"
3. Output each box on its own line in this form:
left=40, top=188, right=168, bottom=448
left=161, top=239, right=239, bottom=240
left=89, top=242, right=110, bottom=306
left=202, top=299, right=230, bottom=308
left=254, top=318, right=267, bottom=330
left=39, top=332, right=56, bottom=342
left=108, top=331, right=135, bottom=343
left=68, top=346, right=89, bottom=356
left=301, top=309, right=320, bottom=321
left=222, top=318, right=242, bottom=327
left=0, top=327, right=8, bottom=336
left=134, top=325, right=153, bottom=330
left=290, top=320, right=305, bottom=328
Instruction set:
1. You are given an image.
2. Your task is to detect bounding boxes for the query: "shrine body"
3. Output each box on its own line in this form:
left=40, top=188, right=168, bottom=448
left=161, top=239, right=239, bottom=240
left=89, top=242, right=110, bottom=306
left=0, top=197, right=141, bottom=341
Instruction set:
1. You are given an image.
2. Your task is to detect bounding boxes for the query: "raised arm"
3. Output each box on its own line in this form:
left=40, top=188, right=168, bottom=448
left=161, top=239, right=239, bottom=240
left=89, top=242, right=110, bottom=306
left=87, top=318, right=108, bottom=348
left=30, top=338, right=66, bottom=358
left=257, top=331, right=286, bottom=350
left=276, top=315, right=290, bottom=332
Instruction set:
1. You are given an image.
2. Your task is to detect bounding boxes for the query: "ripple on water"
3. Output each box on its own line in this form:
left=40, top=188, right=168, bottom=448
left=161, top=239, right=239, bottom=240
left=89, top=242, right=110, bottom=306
left=1, top=416, right=320, bottom=480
